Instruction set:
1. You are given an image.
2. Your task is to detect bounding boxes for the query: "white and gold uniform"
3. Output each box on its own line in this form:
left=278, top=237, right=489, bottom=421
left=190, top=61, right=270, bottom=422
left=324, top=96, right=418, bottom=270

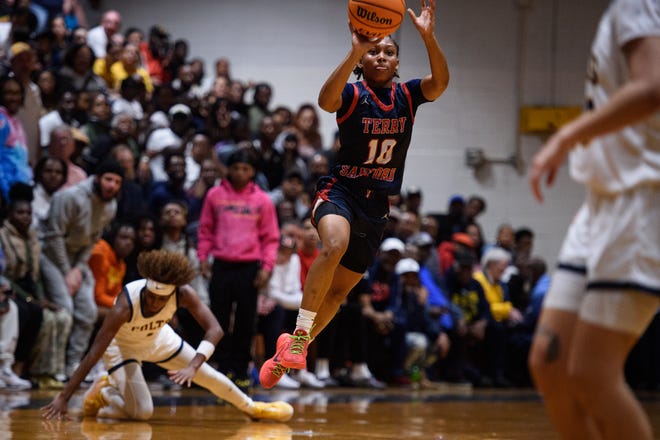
left=544, top=0, right=660, bottom=334
left=97, top=280, right=252, bottom=420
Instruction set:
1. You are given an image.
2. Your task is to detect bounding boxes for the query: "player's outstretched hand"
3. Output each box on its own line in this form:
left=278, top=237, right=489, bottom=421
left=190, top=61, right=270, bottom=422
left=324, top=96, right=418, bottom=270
left=529, top=131, right=573, bottom=202
left=408, top=0, right=435, bottom=36
left=168, top=366, right=197, bottom=388
left=41, top=394, right=70, bottom=420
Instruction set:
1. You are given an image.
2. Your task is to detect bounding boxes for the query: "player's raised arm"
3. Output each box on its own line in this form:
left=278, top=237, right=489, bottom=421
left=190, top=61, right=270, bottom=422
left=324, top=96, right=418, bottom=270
left=318, top=28, right=383, bottom=113
left=530, top=34, right=660, bottom=202
left=409, top=0, right=449, bottom=101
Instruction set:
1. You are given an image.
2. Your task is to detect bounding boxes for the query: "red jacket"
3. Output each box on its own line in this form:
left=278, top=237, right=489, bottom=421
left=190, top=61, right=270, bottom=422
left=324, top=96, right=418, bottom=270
left=139, top=42, right=170, bottom=85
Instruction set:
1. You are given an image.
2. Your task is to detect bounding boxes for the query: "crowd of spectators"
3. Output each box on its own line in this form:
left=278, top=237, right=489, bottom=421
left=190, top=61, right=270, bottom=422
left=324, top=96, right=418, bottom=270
left=0, top=2, right=657, bottom=394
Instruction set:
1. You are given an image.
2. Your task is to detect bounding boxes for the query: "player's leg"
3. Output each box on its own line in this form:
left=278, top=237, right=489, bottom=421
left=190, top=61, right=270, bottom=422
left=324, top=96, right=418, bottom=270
left=568, top=290, right=660, bottom=440
left=285, top=193, right=386, bottom=362
left=311, top=197, right=386, bottom=341
left=309, top=264, right=363, bottom=339
left=160, top=342, right=293, bottom=422
left=271, top=207, right=352, bottom=373
left=259, top=210, right=352, bottom=386
left=89, top=340, right=153, bottom=420
left=528, top=201, right=600, bottom=437
left=98, top=361, right=153, bottom=420
left=528, top=270, right=600, bottom=439
left=300, top=211, right=352, bottom=314
left=568, top=185, right=660, bottom=438
left=159, top=342, right=251, bottom=412
left=529, top=306, right=600, bottom=438
left=150, top=325, right=253, bottom=415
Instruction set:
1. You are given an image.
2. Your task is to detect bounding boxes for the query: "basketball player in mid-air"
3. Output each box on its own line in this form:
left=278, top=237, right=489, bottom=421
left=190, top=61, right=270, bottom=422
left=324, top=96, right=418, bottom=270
left=42, top=250, right=293, bottom=422
left=260, top=0, right=450, bottom=387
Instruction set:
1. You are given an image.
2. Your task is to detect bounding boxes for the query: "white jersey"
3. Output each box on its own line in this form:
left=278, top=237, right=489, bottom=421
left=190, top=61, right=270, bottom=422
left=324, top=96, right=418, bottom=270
left=570, top=0, right=660, bottom=194
left=112, top=279, right=179, bottom=353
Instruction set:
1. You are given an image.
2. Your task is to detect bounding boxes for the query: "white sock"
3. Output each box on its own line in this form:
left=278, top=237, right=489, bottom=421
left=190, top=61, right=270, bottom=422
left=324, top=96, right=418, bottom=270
left=295, top=309, right=316, bottom=334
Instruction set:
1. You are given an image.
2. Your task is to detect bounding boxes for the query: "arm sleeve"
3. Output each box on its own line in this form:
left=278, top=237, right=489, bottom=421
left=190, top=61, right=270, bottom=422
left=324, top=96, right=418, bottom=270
left=613, top=0, right=660, bottom=48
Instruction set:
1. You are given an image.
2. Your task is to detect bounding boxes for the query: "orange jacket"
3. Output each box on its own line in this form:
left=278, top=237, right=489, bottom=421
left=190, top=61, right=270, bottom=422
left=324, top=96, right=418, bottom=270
left=89, top=239, right=126, bottom=308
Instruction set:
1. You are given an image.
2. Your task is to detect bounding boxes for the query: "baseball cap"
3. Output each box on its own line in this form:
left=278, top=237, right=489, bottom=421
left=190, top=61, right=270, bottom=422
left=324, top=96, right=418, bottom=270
left=407, top=231, right=434, bottom=248
left=149, top=111, right=170, bottom=129
left=380, top=237, right=405, bottom=253
left=395, top=258, right=420, bottom=275
left=95, top=158, right=124, bottom=178
left=168, top=104, right=192, bottom=118
left=449, top=194, right=465, bottom=205
left=452, top=232, right=475, bottom=248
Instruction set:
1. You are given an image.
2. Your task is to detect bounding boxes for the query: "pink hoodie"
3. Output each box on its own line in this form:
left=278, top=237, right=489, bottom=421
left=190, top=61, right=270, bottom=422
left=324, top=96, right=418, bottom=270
left=197, top=179, right=279, bottom=272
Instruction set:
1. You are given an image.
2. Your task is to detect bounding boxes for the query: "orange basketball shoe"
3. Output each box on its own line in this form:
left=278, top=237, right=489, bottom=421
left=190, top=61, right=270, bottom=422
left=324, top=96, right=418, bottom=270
left=82, top=374, right=109, bottom=417
left=278, top=329, right=310, bottom=370
left=259, top=358, right=289, bottom=390
left=259, top=330, right=311, bottom=388
left=259, top=334, right=290, bottom=389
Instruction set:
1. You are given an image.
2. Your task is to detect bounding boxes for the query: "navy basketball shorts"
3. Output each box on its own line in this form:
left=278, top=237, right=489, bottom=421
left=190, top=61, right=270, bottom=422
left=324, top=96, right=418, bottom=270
left=312, top=176, right=390, bottom=273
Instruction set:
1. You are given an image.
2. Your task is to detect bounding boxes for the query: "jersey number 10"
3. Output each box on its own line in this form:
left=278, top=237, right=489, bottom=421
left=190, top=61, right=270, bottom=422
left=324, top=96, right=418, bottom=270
left=363, top=139, right=396, bottom=165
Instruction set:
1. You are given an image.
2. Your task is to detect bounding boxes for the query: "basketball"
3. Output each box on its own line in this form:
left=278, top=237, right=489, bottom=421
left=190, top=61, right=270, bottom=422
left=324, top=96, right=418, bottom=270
left=348, top=0, right=406, bottom=40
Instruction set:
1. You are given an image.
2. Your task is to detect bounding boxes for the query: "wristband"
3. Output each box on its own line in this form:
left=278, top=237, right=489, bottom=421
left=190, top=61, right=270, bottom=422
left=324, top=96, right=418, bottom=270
left=196, top=340, right=215, bottom=361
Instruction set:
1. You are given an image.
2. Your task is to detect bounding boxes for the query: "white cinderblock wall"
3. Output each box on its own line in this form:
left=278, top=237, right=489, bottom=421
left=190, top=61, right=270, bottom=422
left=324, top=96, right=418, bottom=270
left=97, top=0, right=609, bottom=268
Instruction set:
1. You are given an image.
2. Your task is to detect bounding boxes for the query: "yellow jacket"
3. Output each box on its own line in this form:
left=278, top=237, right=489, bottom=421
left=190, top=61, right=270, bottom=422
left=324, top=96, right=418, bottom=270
left=473, top=270, right=512, bottom=322
left=108, top=62, right=154, bottom=94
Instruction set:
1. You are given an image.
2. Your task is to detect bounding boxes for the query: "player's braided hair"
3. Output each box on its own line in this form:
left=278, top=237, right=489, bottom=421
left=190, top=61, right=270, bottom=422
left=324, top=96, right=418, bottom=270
left=137, top=249, right=196, bottom=286
left=352, top=35, right=400, bottom=80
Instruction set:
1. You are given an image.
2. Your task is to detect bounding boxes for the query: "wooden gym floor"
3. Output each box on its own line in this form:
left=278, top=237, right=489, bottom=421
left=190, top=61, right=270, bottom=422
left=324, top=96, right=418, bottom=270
left=4, top=385, right=660, bottom=439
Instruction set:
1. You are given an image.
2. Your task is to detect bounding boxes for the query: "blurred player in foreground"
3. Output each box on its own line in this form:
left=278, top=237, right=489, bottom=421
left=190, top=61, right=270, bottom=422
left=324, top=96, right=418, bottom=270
left=528, top=0, right=660, bottom=438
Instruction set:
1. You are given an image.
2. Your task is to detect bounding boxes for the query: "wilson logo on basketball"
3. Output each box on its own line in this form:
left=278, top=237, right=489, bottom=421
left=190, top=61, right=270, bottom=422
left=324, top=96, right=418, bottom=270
left=356, top=6, right=393, bottom=25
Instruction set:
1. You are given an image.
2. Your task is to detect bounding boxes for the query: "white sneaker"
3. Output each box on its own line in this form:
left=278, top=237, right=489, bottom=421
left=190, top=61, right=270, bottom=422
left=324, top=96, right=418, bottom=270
left=0, top=368, right=31, bottom=390
left=295, top=369, right=325, bottom=389
left=275, top=373, right=300, bottom=389
left=7, top=392, right=30, bottom=409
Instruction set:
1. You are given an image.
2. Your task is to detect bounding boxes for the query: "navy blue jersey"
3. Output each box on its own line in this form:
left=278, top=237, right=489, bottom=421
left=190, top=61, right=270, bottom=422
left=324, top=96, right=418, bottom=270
left=331, top=79, right=428, bottom=195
